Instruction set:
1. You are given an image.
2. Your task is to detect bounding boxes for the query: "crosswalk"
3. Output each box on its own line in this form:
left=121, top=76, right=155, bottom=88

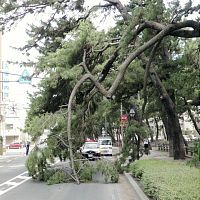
left=0, top=171, right=31, bottom=196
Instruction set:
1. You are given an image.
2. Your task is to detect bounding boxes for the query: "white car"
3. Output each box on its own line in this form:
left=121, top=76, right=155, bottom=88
left=98, top=136, right=112, bottom=156
left=81, top=141, right=100, bottom=160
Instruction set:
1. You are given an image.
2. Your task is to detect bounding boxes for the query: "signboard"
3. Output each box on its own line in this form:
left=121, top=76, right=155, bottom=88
left=19, top=69, right=31, bottom=84
left=120, top=114, right=129, bottom=126
left=120, top=114, right=128, bottom=122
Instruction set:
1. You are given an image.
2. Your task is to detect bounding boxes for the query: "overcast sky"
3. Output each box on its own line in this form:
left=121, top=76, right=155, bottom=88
left=2, top=0, right=198, bottom=62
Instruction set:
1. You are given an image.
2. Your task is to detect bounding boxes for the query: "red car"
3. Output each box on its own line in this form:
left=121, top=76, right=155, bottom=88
left=9, top=142, right=23, bottom=149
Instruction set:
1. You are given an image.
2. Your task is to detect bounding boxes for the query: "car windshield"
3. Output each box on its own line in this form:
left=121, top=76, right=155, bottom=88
left=84, top=143, right=98, bottom=149
left=100, top=140, right=112, bottom=145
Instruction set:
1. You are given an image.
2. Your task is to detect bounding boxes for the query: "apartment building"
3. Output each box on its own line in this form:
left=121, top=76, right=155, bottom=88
left=148, top=110, right=200, bottom=141
left=0, top=31, right=33, bottom=146
left=1, top=61, right=32, bottom=146
left=0, top=31, right=4, bottom=146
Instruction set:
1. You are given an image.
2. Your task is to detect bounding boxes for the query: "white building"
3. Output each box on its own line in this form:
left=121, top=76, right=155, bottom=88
left=148, top=109, right=200, bottom=141
left=0, top=61, right=33, bottom=145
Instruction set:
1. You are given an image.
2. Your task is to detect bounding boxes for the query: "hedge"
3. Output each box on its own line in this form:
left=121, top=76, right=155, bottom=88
left=129, top=159, right=200, bottom=200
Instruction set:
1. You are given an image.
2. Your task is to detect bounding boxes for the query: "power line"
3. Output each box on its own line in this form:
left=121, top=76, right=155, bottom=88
left=0, top=71, right=43, bottom=79
left=0, top=71, right=21, bottom=77
left=0, top=80, right=19, bottom=83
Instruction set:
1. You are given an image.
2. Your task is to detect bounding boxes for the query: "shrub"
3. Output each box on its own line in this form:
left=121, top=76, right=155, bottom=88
left=94, top=160, right=119, bottom=183
left=44, top=169, right=57, bottom=182
left=187, top=141, right=200, bottom=167
left=47, top=170, right=68, bottom=185
left=26, top=147, right=50, bottom=180
left=129, top=159, right=200, bottom=200
left=79, top=163, right=93, bottom=182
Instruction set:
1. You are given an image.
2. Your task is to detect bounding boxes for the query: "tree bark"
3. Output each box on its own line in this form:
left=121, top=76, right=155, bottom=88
left=67, top=73, right=111, bottom=183
left=154, top=117, right=159, bottom=140
left=149, top=68, right=185, bottom=159
left=184, top=98, right=200, bottom=135
left=145, top=118, right=154, bottom=142
left=161, top=113, right=174, bottom=157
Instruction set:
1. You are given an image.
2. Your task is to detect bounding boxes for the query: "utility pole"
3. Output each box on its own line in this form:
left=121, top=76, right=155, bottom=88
left=120, top=102, right=124, bottom=147
left=105, top=115, right=107, bottom=135
left=0, top=31, right=3, bottom=155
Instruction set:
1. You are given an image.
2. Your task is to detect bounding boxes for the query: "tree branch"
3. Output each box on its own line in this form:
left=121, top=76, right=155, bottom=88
left=108, top=20, right=200, bottom=95
left=104, top=0, right=130, bottom=21
left=141, top=41, right=161, bottom=122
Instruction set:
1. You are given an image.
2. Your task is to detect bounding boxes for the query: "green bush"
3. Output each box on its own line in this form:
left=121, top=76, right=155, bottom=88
left=79, top=163, right=93, bottom=182
left=114, top=159, right=125, bottom=174
left=47, top=170, right=68, bottom=185
left=94, top=160, right=119, bottom=183
left=131, top=164, right=143, bottom=179
left=187, top=141, right=200, bottom=167
left=26, top=147, right=50, bottom=180
left=129, top=159, right=200, bottom=200
left=43, top=169, right=57, bottom=182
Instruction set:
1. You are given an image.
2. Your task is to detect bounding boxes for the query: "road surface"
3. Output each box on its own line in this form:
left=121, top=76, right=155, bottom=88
left=0, top=148, right=137, bottom=200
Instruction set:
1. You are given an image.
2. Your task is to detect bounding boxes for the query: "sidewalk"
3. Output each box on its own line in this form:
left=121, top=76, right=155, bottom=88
left=124, top=147, right=190, bottom=200
left=0, top=148, right=26, bottom=158
left=141, top=147, right=173, bottom=160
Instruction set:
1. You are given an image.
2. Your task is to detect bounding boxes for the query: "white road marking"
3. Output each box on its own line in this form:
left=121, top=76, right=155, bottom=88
left=0, top=171, right=31, bottom=196
left=0, top=158, right=60, bottom=196
left=9, top=165, right=25, bottom=168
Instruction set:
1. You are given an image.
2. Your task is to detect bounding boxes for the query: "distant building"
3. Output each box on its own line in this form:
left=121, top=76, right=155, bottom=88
left=0, top=62, right=32, bottom=145
left=148, top=109, right=200, bottom=140
left=0, top=31, right=4, bottom=146
left=0, top=32, right=33, bottom=146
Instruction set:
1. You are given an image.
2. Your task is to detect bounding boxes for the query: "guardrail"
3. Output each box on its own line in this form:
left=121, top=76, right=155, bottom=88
left=185, top=146, right=194, bottom=157
left=158, top=143, right=169, bottom=151
left=158, top=143, right=194, bottom=158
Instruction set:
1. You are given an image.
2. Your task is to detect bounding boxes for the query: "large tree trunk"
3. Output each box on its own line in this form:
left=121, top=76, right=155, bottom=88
left=145, top=118, right=154, bottom=142
left=184, top=98, right=200, bottom=135
left=168, top=112, right=185, bottom=159
left=154, top=117, right=159, bottom=140
left=150, top=68, right=185, bottom=159
left=161, top=113, right=174, bottom=157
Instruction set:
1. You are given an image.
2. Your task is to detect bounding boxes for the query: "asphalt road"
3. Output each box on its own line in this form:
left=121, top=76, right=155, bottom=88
left=0, top=155, right=27, bottom=183
left=0, top=147, right=136, bottom=200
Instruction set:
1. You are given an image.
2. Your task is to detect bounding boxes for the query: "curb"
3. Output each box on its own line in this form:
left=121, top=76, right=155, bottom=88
left=124, top=172, right=149, bottom=200
left=0, top=155, right=24, bottom=159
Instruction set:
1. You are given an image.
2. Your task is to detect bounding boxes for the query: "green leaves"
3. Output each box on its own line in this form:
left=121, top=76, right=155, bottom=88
left=130, top=159, right=200, bottom=200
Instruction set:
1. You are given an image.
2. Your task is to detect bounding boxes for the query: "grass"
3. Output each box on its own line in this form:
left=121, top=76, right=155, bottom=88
left=129, top=159, right=200, bottom=200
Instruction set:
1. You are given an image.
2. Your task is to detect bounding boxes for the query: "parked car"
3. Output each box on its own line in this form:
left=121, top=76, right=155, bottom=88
left=80, top=141, right=100, bottom=160
left=9, top=142, right=23, bottom=149
left=98, top=136, right=112, bottom=156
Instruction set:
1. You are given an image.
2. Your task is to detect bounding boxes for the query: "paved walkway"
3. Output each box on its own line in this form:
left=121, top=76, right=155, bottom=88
left=141, top=147, right=191, bottom=164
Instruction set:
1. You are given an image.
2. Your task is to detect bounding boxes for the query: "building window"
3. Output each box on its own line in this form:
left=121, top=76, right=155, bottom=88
left=5, top=124, right=13, bottom=130
left=3, top=93, right=9, bottom=98
left=3, top=85, right=9, bottom=90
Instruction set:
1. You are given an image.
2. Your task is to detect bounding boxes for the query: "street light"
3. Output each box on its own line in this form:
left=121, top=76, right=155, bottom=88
left=102, top=127, right=106, bottom=137
left=129, top=106, right=135, bottom=119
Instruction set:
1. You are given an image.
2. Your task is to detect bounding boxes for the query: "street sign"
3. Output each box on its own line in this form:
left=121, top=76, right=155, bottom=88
left=120, top=114, right=129, bottom=126
left=19, top=69, right=31, bottom=84
left=120, top=114, right=128, bottom=122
